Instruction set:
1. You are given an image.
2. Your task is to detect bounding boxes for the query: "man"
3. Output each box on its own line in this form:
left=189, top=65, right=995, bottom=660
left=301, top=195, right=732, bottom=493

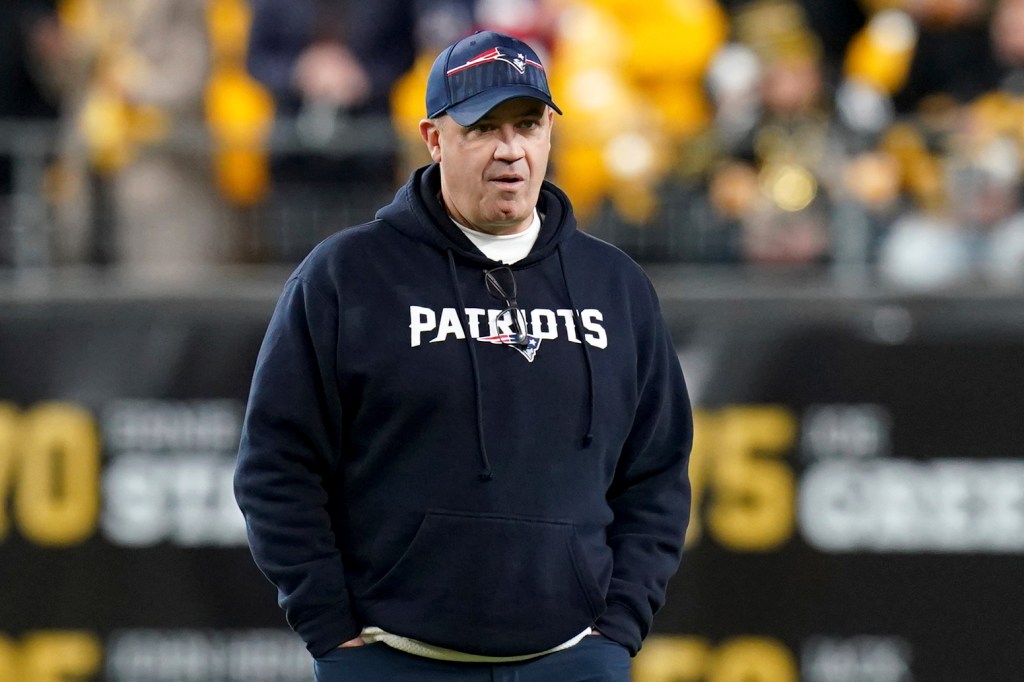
left=234, top=30, right=692, bottom=681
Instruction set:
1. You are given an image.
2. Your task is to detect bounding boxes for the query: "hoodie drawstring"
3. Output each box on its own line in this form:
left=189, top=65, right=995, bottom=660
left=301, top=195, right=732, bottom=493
left=557, top=245, right=596, bottom=448
left=447, top=250, right=494, bottom=481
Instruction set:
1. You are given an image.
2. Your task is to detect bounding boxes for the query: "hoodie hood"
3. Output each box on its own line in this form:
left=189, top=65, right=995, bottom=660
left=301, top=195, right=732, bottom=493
left=376, top=163, right=577, bottom=266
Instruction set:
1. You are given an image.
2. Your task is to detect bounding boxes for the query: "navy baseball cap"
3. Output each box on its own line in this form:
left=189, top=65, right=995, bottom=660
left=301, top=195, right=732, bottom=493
left=426, top=31, right=562, bottom=125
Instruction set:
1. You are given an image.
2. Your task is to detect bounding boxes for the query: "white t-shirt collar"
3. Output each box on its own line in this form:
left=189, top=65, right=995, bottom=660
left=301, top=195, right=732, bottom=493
left=452, top=210, right=541, bottom=265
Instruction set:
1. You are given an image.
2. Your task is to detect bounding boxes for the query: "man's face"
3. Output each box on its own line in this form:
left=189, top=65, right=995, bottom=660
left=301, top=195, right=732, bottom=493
left=420, top=98, right=554, bottom=235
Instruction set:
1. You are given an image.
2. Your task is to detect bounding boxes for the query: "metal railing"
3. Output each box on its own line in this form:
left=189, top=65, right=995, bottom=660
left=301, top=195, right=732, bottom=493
left=0, top=116, right=1016, bottom=298
left=0, top=115, right=401, bottom=272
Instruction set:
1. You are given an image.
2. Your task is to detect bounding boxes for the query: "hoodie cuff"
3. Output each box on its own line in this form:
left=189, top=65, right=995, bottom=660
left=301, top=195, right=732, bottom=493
left=594, top=601, right=645, bottom=656
left=296, top=604, right=362, bottom=658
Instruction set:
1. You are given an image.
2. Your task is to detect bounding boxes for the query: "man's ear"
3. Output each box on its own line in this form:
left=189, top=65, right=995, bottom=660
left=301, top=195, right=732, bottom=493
left=419, top=118, right=443, bottom=163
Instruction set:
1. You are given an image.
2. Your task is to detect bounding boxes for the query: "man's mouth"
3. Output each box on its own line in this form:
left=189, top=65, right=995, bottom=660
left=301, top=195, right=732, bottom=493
left=490, top=174, right=524, bottom=187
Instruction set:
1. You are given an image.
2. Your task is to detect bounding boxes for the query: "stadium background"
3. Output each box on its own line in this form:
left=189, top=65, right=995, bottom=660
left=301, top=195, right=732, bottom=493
left=2, top=0, right=1024, bottom=680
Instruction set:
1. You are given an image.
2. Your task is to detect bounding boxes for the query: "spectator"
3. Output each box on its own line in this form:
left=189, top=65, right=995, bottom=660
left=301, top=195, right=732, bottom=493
left=889, top=0, right=1002, bottom=113
left=0, top=0, right=64, bottom=267
left=719, top=0, right=866, bottom=84
left=54, top=0, right=240, bottom=278
left=991, top=0, right=1024, bottom=91
left=701, top=0, right=836, bottom=265
left=247, top=0, right=474, bottom=186
left=0, top=1, right=62, bottom=194
left=879, top=108, right=1024, bottom=288
left=246, top=0, right=474, bottom=260
left=246, top=0, right=377, bottom=190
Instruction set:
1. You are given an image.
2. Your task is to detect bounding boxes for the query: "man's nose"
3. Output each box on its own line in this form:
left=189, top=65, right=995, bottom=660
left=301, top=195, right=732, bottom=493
left=493, top=127, right=525, bottom=160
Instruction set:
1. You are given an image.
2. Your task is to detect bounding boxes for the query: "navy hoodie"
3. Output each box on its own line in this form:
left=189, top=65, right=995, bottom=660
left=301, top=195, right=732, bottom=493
left=234, top=163, right=692, bottom=659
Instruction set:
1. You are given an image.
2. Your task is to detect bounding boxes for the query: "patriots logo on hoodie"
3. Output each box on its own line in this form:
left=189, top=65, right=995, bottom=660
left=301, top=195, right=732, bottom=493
left=477, top=333, right=543, bottom=362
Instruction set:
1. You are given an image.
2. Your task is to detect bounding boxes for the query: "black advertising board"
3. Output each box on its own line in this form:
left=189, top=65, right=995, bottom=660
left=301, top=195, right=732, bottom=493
left=1, top=279, right=1022, bottom=681
left=644, top=292, right=1024, bottom=682
left=0, top=294, right=309, bottom=681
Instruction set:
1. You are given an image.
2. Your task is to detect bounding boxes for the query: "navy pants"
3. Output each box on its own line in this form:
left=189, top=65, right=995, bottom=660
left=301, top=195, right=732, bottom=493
left=313, top=636, right=631, bottom=682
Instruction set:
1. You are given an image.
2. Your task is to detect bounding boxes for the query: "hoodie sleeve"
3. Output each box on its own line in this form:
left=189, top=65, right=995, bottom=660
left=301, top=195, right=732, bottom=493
left=595, top=281, right=693, bottom=655
left=234, top=275, right=358, bottom=656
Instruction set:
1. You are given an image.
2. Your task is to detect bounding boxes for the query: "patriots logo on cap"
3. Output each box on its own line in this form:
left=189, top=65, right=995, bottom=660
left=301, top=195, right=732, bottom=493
left=447, top=47, right=544, bottom=77
left=477, top=333, right=543, bottom=362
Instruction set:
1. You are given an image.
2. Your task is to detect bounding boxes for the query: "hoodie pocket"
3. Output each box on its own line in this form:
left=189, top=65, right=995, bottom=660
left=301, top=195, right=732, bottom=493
left=360, top=509, right=605, bottom=658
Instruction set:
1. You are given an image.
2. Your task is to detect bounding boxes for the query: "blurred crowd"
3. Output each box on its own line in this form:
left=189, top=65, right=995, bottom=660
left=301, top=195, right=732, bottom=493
left=4, top=0, right=1024, bottom=288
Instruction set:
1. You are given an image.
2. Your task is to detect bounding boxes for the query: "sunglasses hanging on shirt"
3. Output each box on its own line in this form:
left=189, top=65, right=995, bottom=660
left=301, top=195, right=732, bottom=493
left=483, top=266, right=529, bottom=346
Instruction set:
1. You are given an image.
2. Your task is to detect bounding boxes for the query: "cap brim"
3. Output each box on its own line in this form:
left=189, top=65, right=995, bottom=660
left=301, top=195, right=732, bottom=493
left=445, top=85, right=562, bottom=126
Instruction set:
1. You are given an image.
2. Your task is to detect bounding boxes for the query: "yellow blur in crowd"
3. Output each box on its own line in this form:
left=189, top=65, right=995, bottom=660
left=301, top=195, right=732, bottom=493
left=55, top=0, right=1024, bottom=230
left=58, top=0, right=273, bottom=206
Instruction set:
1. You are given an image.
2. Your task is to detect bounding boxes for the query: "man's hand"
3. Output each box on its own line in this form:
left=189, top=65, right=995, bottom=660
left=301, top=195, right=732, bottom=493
left=293, top=42, right=369, bottom=108
left=339, top=636, right=366, bottom=648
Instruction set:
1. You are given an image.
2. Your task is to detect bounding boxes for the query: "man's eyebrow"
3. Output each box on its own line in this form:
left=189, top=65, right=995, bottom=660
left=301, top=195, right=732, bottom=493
left=473, top=114, right=540, bottom=127
left=475, top=105, right=546, bottom=125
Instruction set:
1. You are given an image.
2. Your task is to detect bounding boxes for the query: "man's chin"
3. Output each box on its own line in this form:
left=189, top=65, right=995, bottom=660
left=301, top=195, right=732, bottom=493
left=486, top=203, right=526, bottom=220
left=475, top=209, right=531, bottom=235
